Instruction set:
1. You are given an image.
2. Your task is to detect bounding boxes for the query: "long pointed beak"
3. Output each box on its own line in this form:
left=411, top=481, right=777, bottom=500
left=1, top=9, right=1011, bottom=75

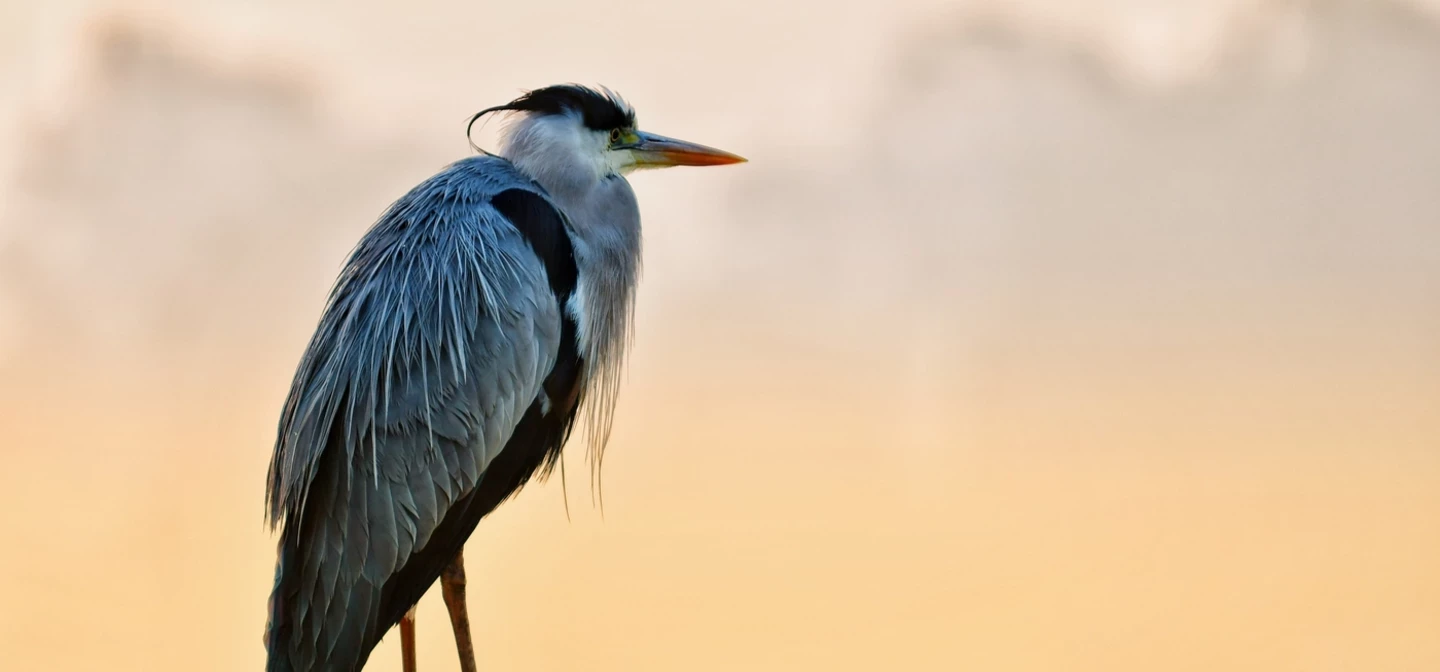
left=629, top=131, right=747, bottom=167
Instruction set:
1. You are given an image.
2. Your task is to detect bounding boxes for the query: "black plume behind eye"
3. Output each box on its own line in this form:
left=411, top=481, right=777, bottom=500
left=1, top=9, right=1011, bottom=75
left=494, top=84, right=636, bottom=131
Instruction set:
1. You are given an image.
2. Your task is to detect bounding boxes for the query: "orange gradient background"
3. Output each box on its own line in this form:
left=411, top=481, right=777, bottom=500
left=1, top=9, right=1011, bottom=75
left=1, top=1, right=1437, bottom=670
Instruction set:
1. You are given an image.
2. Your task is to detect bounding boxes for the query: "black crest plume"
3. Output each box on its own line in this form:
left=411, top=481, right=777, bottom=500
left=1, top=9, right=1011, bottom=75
left=467, top=84, right=635, bottom=151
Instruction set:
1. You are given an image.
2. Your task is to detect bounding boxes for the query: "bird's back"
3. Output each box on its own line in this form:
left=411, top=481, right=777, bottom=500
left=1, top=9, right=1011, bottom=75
left=264, top=155, right=584, bottom=671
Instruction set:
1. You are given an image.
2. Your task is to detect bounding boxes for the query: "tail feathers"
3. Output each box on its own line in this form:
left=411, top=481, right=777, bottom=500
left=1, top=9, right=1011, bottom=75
left=265, top=536, right=297, bottom=672
left=265, top=535, right=384, bottom=672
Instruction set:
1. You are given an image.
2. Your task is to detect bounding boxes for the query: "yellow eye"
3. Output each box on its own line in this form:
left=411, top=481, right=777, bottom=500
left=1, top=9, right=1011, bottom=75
left=609, top=128, right=623, bottom=145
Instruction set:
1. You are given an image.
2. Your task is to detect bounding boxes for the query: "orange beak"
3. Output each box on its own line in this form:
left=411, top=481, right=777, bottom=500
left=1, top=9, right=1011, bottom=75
left=629, top=131, right=747, bottom=167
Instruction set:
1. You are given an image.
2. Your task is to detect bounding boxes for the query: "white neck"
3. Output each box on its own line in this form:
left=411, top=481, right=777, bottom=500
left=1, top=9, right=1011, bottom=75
left=498, top=110, right=643, bottom=477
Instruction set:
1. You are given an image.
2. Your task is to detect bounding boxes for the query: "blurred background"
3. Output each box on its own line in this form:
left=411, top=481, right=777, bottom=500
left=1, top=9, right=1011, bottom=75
left=1, top=0, right=1438, bottom=670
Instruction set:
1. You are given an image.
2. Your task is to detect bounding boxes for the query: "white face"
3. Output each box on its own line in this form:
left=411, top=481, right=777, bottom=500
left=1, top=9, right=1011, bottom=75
left=498, top=107, right=744, bottom=194
left=501, top=111, right=641, bottom=185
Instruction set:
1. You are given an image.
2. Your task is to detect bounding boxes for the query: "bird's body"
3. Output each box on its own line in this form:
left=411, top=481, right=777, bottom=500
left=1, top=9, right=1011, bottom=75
left=263, top=85, right=743, bottom=671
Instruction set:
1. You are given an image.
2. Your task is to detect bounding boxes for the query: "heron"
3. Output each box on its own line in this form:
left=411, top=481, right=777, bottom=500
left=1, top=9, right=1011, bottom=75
left=263, top=83, right=744, bottom=672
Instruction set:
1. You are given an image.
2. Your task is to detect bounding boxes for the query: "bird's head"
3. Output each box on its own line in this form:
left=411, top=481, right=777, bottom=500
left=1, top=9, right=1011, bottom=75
left=471, top=84, right=745, bottom=186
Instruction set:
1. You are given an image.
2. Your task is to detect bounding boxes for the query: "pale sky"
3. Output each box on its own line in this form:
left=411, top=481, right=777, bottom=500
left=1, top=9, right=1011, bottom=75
left=1, top=2, right=1437, bottom=670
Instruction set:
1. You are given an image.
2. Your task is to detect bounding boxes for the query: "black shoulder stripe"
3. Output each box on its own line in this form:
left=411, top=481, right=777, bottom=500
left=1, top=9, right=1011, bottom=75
left=491, top=187, right=583, bottom=422
left=491, top=189, right=578, bottom=303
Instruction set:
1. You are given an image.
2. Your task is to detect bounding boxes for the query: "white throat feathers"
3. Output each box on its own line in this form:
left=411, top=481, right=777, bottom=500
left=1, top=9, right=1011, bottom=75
left=498, top=108, right=643, bottom=500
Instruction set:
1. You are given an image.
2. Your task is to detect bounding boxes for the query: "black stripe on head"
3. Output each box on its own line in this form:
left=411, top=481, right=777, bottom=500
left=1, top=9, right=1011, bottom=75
left=466, top=84, right=636, bottom=151
left=497, top=84, right=635, bottom=131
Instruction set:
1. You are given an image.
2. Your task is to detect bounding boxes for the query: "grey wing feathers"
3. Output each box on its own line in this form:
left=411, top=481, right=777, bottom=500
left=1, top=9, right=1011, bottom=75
left=264, top=157, right=563, bottom=671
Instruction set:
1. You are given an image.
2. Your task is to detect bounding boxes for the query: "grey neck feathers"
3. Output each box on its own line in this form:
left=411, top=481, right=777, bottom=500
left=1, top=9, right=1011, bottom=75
left=500, top=114, right=642, bottom=492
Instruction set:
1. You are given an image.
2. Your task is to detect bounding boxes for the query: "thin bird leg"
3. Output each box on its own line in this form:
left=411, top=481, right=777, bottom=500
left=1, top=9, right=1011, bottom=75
left=400, top=605, right=418, bottom=672
left=442, top=550, right=478, bottom=672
